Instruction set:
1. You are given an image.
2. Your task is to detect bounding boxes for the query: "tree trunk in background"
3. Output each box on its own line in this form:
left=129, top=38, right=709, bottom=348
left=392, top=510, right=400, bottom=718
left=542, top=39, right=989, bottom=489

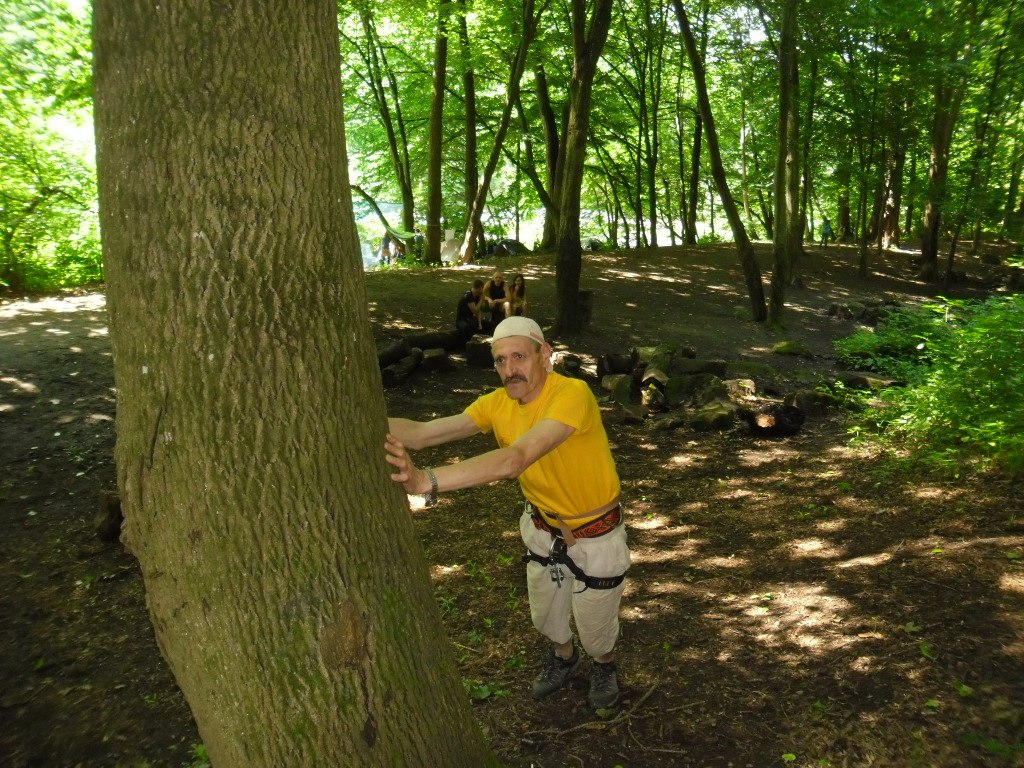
left=880, top=125, right=907, bottom=248
left=686, top=115, right=702, bottom=245
left=798, top=57, right=818, bottom=248
left=356, top=10, right=415, bottom=237
left=837, top=143, right=853, bottom=240
left=673, top=0, right=767, bottom=322
left=426, top=0, right=451, bottom=264
left=92, top=2, right=497, bottom=765
left=535, top=65, right=561, bottom=250
left=460, top=0, right=540, bottom=263
left=552, top=0, right=614, bottom=335
left=768, top=0, right=799, bottom=326
left=457, top=1, right=479, bottom=255
left=1002, top=140, right=1023, bottom=236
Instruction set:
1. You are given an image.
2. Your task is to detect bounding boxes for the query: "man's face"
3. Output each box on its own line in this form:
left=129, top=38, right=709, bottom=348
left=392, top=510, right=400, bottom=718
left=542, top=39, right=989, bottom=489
left=492, top=336, right=549, bottom=404
left=492, top=273, right=504, bottom=286
left=472, top=285, right=483, bottom=299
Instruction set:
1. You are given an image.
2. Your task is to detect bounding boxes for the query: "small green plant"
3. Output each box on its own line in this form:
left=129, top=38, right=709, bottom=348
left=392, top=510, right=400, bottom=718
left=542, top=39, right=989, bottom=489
left=436, top=590, right=457, bottom=617
left=185, top=743, right=211, bottom=768
left=505, top=585, right=520, bottom=612
left=504, top=650, right=526, bottom=670
left=462, top=678, right=507, bottom=702
left=960, top=730, right=1024, bottom=757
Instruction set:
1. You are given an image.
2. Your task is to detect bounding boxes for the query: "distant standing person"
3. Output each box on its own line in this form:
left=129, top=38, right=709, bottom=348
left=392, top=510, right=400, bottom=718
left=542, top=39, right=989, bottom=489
left=455, top=278, right=486, bottom=342
left=482, top=270, right=507, bottom=332
left=819, top=218, right=834, bottom=248
left=504, top=273, right=528, bottom=318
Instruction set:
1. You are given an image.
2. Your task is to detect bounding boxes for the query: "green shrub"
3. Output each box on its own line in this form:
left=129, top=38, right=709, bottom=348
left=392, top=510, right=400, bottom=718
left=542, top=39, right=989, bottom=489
left=841, top=296, right=1024, bottom=476
left=833, top=305, right=953, bottom=384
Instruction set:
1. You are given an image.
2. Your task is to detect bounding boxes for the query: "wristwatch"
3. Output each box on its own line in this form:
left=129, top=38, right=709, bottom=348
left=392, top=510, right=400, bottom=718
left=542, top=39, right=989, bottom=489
left=423, top=467, right=439, bottom=507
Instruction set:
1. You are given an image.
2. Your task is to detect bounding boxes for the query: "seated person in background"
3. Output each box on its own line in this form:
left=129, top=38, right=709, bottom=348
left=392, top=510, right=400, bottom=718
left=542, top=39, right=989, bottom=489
left=482, top=270, right=507, bottom=332
left=503, top=273, right=528, bottom=318
left=455, top=278, right=486, bottom=342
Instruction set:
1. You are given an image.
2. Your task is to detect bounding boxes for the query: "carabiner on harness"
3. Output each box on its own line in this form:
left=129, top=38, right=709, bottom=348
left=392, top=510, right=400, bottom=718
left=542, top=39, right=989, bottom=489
left=548, top=537, right=566, bottom=588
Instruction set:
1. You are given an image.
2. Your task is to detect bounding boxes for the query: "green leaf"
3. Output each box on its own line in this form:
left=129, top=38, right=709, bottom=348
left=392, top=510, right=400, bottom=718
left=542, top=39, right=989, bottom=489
left=954, top=682, right=974, bottom=698
left=919, top=642, right=935, bottom=660
left=904, top=621, right=921, bottom=634
left=924, top=699, right=940, bottom=709
left=782, top=754, right=797, bottom=763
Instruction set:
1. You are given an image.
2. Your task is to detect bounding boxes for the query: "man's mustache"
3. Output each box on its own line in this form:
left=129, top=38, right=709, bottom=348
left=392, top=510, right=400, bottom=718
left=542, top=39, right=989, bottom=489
left=503, top=375, right=527, bottom=386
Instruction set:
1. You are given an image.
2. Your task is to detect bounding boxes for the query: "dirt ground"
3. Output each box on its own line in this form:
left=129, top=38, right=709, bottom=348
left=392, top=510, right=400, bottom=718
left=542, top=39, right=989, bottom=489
left=2, top=243, right=1023, bottom=768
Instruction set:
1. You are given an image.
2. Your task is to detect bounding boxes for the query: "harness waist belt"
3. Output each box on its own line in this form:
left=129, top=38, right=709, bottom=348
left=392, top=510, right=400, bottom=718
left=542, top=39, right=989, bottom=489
left=528, top=503, right=621, bottom=539
left=521, top=538, right=626, bottom=591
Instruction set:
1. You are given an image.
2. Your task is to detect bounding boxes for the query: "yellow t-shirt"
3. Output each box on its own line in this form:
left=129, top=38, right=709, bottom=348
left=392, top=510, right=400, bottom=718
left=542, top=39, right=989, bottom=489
left=464, top=372, right=620, bottom=524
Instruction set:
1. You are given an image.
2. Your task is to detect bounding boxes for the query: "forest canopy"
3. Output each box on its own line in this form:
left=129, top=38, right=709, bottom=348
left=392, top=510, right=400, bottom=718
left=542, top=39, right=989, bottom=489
left=2, top=0, right=1023, bottom=292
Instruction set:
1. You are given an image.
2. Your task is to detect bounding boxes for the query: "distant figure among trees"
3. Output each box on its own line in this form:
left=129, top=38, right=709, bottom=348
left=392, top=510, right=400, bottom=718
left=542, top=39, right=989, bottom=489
left=819, top=218, right=835, bottom=248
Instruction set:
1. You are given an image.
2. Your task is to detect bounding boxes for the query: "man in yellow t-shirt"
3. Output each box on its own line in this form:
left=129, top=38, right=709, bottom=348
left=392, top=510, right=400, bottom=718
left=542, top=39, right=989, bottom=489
left=385, top=316, right=630, bottom=709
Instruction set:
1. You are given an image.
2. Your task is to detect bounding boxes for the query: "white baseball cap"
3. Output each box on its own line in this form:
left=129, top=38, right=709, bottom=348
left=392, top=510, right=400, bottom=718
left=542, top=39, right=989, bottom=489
left=491, top=316, right=545, bottom=344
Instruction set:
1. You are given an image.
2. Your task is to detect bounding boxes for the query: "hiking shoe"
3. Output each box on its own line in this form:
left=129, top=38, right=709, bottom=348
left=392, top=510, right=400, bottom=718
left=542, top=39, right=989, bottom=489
left=531, top=647, right=580, bottom=699
left=589, top=661, right=619, bottom=709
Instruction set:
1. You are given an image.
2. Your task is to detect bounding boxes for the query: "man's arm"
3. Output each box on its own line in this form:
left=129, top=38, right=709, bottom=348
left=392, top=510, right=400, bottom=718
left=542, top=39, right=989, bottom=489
left=388, top=413, right=480, bottom=450
left=385, top=418, right=574, bottom=496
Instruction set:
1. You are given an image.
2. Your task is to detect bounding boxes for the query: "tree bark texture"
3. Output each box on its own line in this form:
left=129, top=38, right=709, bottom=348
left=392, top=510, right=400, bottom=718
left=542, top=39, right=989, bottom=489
left=92, top=2, right=497, bottom=766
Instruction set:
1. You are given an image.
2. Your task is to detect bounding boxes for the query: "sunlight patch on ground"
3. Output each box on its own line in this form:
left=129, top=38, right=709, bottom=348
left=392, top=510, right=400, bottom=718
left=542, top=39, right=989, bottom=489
left=1, top=376, right=39, bottom=394
left=430, top=563, right=463, bottom=580
left=87, top=327, right=108, bottom=337
left=728, top=583, right=855, bottom=657
left=849, top=656, right=877, bottom=673
left=786, top=537, right=845, bottom=560
left=631, top=513, right=675, bottom=530
left=46, top=328, right=71, bottom=336
left=815, top=519, right=847, bottom=532
left=834, top=551, right=893, bottom=569
left=0, top=293, right=106, bottom=319
left=0, top=403, right=15, bottom=413
left=999, top=571, right=1024, bottom=595
left=716, top=483, right=757, bottom=500
left=736, top=447, right=801, bottom=467
left=911, top=485, right=958, bottom=500
left=697, top=555, right=750, bottom=569
left=664, top=452, right=705, bottom=467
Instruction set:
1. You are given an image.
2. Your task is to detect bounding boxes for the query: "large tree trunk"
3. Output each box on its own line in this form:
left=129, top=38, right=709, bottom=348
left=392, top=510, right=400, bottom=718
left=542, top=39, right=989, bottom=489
left=425, top=0, right=452, bottom=264
left=552, top=0, right=615, bottom=335
left=92, top=2, right=497, bottom=765
left=673, top=0, right=767, bottom=322
left=768, top=0, right=800, bottom=326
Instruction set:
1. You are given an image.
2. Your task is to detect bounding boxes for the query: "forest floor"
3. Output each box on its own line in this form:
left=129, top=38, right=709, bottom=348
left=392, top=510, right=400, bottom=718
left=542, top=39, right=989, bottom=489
left=1, top=242, right=1023, bottom=768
